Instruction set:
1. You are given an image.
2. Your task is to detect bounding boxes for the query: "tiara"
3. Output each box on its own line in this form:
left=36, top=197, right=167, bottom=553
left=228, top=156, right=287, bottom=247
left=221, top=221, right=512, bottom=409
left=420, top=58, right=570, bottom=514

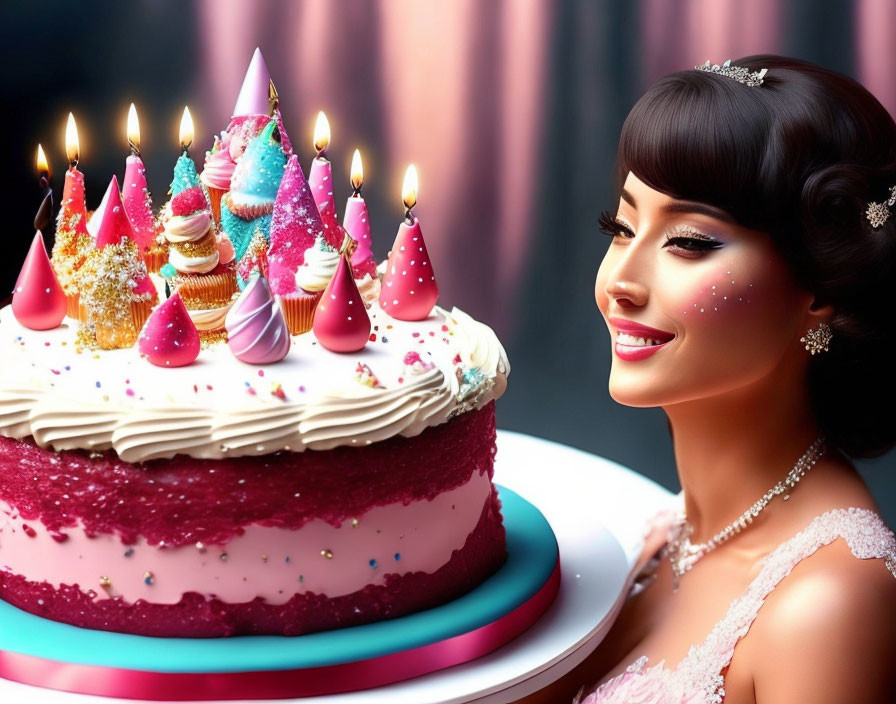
left=866, top=185, right=896, bottom=229
left=695, top=59, right=768, bottom=87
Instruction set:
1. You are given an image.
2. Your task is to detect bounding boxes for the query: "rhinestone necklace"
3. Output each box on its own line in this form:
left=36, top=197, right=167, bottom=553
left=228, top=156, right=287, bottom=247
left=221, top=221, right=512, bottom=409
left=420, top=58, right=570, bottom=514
left=666, top=436, right=826, bottom=591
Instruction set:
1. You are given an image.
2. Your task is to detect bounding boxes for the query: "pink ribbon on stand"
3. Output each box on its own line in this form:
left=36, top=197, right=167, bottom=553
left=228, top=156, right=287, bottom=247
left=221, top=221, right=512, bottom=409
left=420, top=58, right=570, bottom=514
left=0, top=561, right=560, bottom=700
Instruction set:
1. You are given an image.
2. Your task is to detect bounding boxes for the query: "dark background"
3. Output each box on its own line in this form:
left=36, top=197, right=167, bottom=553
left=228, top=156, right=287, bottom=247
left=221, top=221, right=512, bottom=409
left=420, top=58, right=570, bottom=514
left=2, top=0, right=894, bottom=524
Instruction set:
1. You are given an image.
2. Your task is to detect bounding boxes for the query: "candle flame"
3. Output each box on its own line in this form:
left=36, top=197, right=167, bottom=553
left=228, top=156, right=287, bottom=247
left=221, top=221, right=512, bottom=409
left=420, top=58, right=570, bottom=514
left=350, top=149, right=363, bottom=191
left=127, top=103, right=141, bottom=152
left=179, top=106, right=194, bottom=150
left=313, top=111, right=330, bottom=154
left=402, top=164, right=418, bottom=211
left=36, top=143, right=49, bottom=176
left=65, top=112, right=80, bottom=165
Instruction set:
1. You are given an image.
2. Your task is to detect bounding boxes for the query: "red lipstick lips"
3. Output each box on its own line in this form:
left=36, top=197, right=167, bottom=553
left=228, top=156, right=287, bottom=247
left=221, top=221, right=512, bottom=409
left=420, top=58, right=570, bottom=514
left=609, top=317, right=675, bottom=361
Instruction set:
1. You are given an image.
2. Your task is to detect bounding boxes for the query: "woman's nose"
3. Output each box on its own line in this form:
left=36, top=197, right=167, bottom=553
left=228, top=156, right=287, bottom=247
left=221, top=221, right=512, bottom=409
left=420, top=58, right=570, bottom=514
left=605, top=278, right=649, bottom=309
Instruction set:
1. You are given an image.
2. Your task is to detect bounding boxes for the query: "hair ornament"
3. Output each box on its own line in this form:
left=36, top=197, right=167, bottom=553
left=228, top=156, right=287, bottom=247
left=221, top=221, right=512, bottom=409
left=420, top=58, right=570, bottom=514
left=695, top=59, right=768, bottom=87
left=866, top=185, right=896, bottom=229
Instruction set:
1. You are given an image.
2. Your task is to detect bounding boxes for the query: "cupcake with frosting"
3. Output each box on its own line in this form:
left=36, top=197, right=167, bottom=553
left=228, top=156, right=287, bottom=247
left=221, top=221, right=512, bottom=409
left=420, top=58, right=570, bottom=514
left=162, top=149, right=237, bottom=341
left=267, top=154, right=333, bottom=334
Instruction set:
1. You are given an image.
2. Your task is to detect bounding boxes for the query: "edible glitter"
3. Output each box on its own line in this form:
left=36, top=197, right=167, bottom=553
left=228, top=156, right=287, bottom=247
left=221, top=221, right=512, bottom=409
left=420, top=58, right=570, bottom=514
left=99, top=576, right=111, bottom=587
left=351, top=518, right=359, bottom=528
left=321, top=549, right=334, bottom=559
left=144, top=571, right=154, bottom=585
left=394, top=552, right=401, bottom=561
left=369, top=559, right=377, bottom=568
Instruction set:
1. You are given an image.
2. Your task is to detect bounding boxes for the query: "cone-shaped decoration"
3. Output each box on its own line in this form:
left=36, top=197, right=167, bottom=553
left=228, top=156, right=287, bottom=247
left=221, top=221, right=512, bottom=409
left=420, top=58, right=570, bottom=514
left=233, top=47, right=272, bottom=118
left=268, top=154, right=326, bottom=295
left=122, top=155, right=158, bottom=251
left=12, top=231, right=67, bottom=330
left=313, top=254, right=370, bottom=353
left=221, top=120, right=287, bottom=269
left=138, top=292, right=201, bottom=367
left=52, top=167, right=91, bottom=298
left=225, top=275, right=290, bottom=364
left=94, top=176, right=155, bottom=298
left=86, top=178, right=115, bottom=239
left=378, top=218, right=439, bottom=320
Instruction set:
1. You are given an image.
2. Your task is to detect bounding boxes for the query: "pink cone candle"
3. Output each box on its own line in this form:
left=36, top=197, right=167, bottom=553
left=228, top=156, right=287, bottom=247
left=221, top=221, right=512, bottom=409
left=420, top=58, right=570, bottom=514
left=12, top=231, right=67, bottom=330
left=308, top=111, right=344, bottom=250
left=313, top=252, right=370, bottom=353
left=378, top=165, right=439, bottom=321
left=343, top=149, right=377, bottom=279
left=122, top=104, right=158, bottom=252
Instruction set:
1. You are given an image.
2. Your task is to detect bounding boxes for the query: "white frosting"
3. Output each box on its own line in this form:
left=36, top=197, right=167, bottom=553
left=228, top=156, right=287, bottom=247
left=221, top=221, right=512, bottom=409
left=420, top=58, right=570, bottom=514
left=187, top=304, right=233, bottom=331
left=167, top=246, right=220, bottom=274
left=0, top=470, right=490, bottom=604
left=295, top=237, right=340, bottom=292
left=0, top=305, right=508, bottom=462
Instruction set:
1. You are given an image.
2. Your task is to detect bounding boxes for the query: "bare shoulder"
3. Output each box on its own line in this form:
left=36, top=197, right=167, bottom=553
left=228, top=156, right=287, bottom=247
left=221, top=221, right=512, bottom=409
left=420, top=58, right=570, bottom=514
left=744, top=537, right=896, bottom=703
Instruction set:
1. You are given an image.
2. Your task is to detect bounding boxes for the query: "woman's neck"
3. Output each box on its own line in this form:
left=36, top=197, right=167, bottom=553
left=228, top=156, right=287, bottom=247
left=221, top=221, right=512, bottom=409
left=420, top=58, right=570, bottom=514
left=665, top=363, right=822, bottom=544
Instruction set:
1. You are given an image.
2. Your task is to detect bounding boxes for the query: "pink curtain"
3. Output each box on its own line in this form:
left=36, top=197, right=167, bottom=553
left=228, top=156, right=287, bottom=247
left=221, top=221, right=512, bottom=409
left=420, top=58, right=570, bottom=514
left=856, top=0, right=896, bottom=118
left=197, top=0, right=552, bottom=337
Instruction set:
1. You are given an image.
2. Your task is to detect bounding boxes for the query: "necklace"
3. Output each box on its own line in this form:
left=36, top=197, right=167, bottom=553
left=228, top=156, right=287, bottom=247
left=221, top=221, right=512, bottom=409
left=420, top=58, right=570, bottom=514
left=666, top=436, right=825, bottom=591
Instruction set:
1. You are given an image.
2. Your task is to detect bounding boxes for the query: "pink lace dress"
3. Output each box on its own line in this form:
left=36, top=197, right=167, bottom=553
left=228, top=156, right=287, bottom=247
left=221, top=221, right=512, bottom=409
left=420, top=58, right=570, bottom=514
left=575, top=507, right=896, bottom=704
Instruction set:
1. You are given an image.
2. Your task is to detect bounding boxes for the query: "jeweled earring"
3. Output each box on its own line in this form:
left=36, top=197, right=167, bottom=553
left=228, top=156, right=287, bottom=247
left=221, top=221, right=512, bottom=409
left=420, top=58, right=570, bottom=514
left=800, top=323, right=832, bottom=355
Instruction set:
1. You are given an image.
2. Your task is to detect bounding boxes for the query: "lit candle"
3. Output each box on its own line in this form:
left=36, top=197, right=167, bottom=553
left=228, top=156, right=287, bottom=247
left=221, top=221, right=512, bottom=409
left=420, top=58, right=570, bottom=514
left=122, top=103, right=158, bottom=252
left=50, top=113, right=90, bottom=320
left=378, top=165, right=439, bottom=320
left=180, top=106, right=194, bottom=156
left=343, top=148, right=376, bottom=278
left=308, top=111, right=342, bottom=249
left=34, top=144, right=53, bottom=234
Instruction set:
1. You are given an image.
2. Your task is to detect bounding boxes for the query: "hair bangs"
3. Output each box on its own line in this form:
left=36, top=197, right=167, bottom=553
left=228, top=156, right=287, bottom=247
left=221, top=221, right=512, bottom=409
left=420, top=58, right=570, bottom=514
left=616, top=71, right=777, bottom=229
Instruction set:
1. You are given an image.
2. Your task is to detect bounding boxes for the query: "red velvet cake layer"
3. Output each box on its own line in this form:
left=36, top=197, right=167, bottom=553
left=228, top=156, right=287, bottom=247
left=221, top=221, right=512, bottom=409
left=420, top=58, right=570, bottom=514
left=0, top=486, right=506, bottom=637
left=0, top=402, right=496, bottom=548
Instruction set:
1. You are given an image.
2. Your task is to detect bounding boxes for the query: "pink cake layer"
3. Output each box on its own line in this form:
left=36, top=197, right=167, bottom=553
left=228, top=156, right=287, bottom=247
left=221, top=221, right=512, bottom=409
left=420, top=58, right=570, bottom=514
left=0, top=486, right=505, bottom=637
left=0, top=470, right=492, bottom=604
left=0, top=404, right=505, bottom=636
left=0, top=403, right=496, bottom=548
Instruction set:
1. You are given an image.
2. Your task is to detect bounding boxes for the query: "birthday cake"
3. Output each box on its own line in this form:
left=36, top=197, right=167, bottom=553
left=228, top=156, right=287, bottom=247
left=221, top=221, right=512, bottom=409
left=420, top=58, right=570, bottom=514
left=0, top=49, right=510, bottom=638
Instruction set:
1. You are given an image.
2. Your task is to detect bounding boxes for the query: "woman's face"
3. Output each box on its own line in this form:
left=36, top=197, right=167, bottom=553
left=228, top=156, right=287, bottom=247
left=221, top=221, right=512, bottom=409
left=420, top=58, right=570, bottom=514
left=595, top=172, right=816, bottom=408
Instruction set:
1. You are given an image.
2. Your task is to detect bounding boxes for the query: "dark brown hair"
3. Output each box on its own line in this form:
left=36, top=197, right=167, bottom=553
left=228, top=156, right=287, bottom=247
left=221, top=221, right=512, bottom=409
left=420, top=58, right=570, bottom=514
left=617, top=55, right=896, bottom=458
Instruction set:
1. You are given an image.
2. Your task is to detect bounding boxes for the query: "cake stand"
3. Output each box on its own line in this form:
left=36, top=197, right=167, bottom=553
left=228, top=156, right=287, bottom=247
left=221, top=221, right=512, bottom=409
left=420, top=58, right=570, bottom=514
left=0, top=429, right=674, bottom=703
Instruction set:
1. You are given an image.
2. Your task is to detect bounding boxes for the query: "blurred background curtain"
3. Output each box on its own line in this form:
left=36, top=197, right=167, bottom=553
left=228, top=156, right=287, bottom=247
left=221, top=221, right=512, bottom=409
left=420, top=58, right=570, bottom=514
left=4, top=0, right=895, bottom=520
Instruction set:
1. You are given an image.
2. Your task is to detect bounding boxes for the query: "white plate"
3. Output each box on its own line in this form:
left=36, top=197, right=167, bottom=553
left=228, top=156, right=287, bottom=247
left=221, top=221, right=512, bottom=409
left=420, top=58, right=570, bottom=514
left=0, top=430, right=673, bottom=704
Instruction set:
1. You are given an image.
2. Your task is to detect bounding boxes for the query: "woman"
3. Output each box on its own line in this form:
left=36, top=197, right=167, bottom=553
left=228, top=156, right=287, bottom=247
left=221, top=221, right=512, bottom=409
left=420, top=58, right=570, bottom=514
left=524, top=55, right=896, bottom=704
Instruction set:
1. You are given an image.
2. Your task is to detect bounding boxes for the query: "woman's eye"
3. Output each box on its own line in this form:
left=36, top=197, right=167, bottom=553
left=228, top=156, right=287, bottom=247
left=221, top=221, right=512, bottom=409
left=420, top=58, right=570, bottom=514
left=663, top=232, right=723, bottom=257
left=598, top=210, right=634, bottom=239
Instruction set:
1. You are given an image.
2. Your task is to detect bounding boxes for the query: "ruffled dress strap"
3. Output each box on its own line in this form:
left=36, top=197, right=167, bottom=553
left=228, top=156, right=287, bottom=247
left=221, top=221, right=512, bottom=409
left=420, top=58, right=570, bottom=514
left=675, top=507, right=896, bottom=703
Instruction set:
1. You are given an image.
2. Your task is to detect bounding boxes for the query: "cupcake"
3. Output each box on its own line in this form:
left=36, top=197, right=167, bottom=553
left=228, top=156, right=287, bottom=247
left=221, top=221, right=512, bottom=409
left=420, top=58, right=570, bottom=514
left=162, top=149, right=238, bottom=342
left=200, top=134, right=234, bottom=225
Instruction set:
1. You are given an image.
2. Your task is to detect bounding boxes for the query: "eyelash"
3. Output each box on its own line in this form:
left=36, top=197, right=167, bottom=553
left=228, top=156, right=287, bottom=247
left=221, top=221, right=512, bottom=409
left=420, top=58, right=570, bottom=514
left=597, top=210, right=723, bottom=256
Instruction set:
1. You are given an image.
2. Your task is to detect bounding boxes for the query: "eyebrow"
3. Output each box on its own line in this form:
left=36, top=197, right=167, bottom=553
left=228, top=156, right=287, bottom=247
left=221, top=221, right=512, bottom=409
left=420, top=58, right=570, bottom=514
left=620, top=188, right=736, bottom=224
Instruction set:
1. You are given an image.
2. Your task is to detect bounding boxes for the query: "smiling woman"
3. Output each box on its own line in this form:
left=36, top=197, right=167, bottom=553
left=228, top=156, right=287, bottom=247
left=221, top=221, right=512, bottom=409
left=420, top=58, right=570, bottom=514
left=525, top=55, right=896, bottom=704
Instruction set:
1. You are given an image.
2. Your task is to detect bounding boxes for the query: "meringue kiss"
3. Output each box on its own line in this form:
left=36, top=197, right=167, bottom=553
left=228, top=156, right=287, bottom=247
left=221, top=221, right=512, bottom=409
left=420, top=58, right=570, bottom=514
left=225, top=275, right=291, bottom=364
left=138, top=293, right=200, bottom=367
left=12, top=231, right=67, bottom=330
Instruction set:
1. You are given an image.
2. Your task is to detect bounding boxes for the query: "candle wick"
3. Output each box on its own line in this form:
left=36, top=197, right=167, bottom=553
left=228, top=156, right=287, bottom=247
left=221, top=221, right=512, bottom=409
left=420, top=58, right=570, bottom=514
left=352, top=186, right=362, bottom=198
left=68, top=160, right=78, bottom=171
left=129, top=144, right=140, bottom=158
left=404, top=208, right=415, bottom=225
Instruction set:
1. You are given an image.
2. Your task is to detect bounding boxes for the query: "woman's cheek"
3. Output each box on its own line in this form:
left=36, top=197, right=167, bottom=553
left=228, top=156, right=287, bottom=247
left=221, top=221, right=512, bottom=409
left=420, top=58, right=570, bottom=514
left=671, top=266, right=756, bottom=322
